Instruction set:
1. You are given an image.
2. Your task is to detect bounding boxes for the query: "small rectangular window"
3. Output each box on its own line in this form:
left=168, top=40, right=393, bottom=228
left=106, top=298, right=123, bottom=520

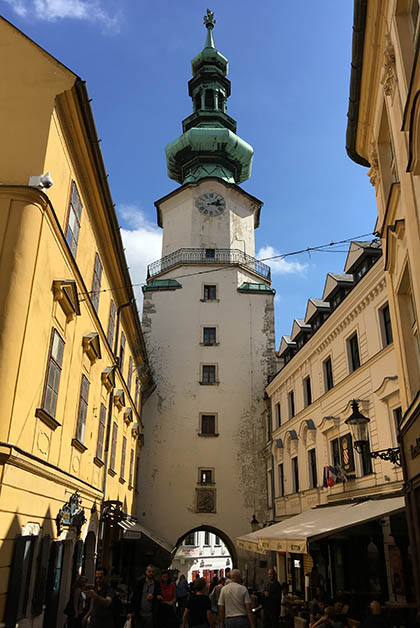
left=393, top=406, right=403, bottom=431
left=324, top=356, right=334, bottom=391
left=96, top=403, right=107, bottom=460
left=76, top=375, right=90, bottom=443
left=127, top=356, right=133, bottom=393
left=361, top=442, right=373, bottom=476
left=275, top=402, right=281, bottom=428
left=204, top=531, right=210, bottom=545
left=200, top=469, right=213, bottom=484
left=91, top=253, right=102, bottom=312
left=65, top=182, right=83, bottom=257
left=205, top=248, right=215, bottom=258
left=288, top=390, right=295, bottom=419
left=203, top=327, right=217, bottom=345
left=201, top=414, right=216, bottom=435
left=267, top=468, right=273, bottom=507
left=348, top=333, right=361, bottom=372
left=107, top=300, right=116, bottom=349
left=380, top=303, right=393, bottom=347
left=110, top=422, right=118, bottom=471
left=292, top=457, right=299, bottom=493
left=204, top=285, right=217, bottom=301
left=129, top=449, right=135, bottom=487
left=304, top=376, right=312, bottom=407
left=42, top=329, right=65, bottom=418
left=308, top=448, right=317, bottom=488
left=214, top=535, right=221, bottom=546
left=184, top=533, right=196, bottom=546
left=121, top=436, right=127, bottom=479
left=202, top=365, right=216, bottom=383
left=119, top=332, right=126, bottom=372
left=278, top=463, right=284, bottom=497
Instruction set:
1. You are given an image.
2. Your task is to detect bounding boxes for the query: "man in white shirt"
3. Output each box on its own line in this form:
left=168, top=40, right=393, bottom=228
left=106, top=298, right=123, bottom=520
left=218, top=569, right=255, bottom=628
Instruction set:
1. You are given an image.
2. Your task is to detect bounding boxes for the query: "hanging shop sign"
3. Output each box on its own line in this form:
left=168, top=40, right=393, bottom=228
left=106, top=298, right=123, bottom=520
left=56, top=492, right=86, bottom=536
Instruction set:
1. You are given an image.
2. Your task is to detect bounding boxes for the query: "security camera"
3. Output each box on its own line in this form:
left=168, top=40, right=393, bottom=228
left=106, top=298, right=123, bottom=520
left=28, top=172, right=53, bottom=189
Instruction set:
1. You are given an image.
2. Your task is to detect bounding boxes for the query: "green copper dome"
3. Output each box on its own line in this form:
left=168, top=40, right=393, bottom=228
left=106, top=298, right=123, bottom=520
left=165, top=9, right=254, bottom=185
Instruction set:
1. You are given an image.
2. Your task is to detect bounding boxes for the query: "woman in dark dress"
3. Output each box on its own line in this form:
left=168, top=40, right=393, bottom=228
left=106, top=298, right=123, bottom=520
left=159, top=570, right=177, bottom=628
left=182, top=578, right=213, bottom=628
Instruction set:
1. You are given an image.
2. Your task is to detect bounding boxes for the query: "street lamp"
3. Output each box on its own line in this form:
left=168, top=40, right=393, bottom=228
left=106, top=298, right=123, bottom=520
left=250, top=514, right=259, bottom=532
left=345, top=400, right=401, bottom=466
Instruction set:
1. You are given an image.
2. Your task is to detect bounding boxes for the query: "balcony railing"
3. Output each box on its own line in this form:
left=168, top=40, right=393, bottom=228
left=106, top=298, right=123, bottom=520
left=147, top=248, right=271, bottom=280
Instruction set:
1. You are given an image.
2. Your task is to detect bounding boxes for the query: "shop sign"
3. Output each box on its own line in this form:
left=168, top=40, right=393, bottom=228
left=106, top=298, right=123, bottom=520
left=56, top=491, right=86, bottom=536
left=410, top=437, right=420, bottom=460
left=287, top=540, right=306, bottom=554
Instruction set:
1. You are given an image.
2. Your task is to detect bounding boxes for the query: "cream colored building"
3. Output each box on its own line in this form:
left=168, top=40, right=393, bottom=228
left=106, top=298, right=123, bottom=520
left=0, top=17, right=152, bottom=627
left=171, top=531, right=231, bottom=582
left=243, top=241, right=411, bottom=601
left=346, top=0, right=420, bottom=606
left=138, top=14, right=276, bottom=561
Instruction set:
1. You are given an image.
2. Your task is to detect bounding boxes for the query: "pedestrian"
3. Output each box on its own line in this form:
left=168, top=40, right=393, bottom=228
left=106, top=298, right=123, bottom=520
left=83, top=568, right=115, bottom=628
left=159, top=570, right=177, bottom=628
left=280, top=584, right=292, bottom=624
left=182, top=577, right=213, bottom=628
left=361, top=601, right=389, bottom=628
left=262, top=569, right=281, bottom=628
left=218, top=568, right=255, bottom=628
left=176, top=574, right=190, bottom=624
left=209, top=575, right=219, bottom=595
left=65, top=575, right=88, bottom=628
left=128, top=564, right=162, bottom=628
left=210, top=577, right=225, bottom=628
left=224, top=568, right=232, bottom=585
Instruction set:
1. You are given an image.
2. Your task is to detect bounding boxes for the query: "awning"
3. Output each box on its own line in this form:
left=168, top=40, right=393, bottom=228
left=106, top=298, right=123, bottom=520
left=118, top=520, right=173, bottom=553
left=237, top=496, right=405, bottom=555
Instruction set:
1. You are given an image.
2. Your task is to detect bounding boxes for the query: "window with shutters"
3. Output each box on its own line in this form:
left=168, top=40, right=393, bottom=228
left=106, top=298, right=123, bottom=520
left=65, top=182, right=82, bottom=257
left=32, top=535, right=51, bottom=616
left=347, top=333, right=361, bottom=372
left=91, top=253, right=102, bottom=312
left=119, top=332, right=126, bottom=372
left=323, top=356, right=334, bottom=391
left=129, top=449, right=134, bottom=487
left=5, top=535, right=36, bottom=625
left=107, top=300, right=116, bottom=349
left=110, top=422, right=118, bottom=471
left=75, top=376, right=90, bottom=444
left=42, top=329, right=65, bottom=418
left=308, top=449, right=317, bottom=488
left=292, top=457, right=299, bottom=493
left=120, top=436, right=127, bottom=480
left=96, top=404, right=106, bottom=461
left=127, top=356, right=133, bottom=393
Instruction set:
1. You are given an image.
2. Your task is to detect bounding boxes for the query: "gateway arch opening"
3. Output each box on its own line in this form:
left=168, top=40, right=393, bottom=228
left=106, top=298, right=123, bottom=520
left=171, top=526, right=235, bottom=584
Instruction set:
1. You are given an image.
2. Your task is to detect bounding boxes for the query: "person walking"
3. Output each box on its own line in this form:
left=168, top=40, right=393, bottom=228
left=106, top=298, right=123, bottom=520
left=65, top=575, right=88, bottom=628
left=182, top=577, right=213, bottom=628
left=176, top=574, right=190, bottom=624
left=83, top=568, right=115, bottom=628
left=210, top=577, right=225, bottom=628
left=217, top=569, right=255, bottom=628
left=128, top=564, right=162, bottom=628
left=262, top=569, right=281, bottom=628
left=159, top=570, right=177, bottom=628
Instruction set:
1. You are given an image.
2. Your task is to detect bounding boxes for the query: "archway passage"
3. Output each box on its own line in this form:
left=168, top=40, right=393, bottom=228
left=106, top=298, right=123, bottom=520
left=171, top=526, right=236, bottom=585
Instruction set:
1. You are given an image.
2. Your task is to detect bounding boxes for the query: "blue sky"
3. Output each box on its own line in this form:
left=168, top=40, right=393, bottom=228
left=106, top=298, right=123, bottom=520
left=2, top=0, right=377, bottom=345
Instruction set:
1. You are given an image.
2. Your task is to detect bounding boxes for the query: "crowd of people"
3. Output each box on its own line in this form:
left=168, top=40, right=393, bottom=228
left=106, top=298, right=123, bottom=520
left=64, top=565, right=393, bottom=628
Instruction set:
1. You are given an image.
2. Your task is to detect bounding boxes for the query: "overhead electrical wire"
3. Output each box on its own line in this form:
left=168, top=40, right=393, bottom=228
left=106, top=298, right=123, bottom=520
left=78, top=230, right=377, bottom=299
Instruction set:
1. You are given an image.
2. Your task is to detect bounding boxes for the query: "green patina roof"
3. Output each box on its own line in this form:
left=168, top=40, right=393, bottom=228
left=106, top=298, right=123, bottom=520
left=165, top=9, right=253, bottom=186
left=237, top=282, right=275, bottom=294
left=142, top=279, right=182, bottom=292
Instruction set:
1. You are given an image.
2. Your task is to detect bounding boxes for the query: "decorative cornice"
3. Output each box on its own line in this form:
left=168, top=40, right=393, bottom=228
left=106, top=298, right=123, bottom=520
left=316, top=277, right=386, bottom=353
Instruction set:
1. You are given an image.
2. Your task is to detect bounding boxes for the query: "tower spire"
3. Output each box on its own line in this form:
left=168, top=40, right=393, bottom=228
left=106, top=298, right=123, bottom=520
left=165, top=11, right=253, bottom=186
left=204, top=8, right=216, bottom=49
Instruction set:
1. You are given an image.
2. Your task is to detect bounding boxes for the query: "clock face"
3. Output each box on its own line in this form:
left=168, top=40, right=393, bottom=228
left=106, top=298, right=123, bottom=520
left=195, top=192, right=226, bottom=217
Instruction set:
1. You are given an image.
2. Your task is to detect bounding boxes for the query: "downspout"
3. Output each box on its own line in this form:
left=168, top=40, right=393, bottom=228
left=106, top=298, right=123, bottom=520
left=98, top=301, right=133, bottom=561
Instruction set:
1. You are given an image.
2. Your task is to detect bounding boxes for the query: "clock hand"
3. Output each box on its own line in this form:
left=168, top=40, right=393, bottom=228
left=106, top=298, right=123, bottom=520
left=208, top=200, right=223, bottom=206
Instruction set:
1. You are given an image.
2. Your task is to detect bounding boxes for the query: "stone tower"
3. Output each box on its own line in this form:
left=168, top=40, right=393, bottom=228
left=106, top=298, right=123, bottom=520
left=138, top=10, right=276, bottom=558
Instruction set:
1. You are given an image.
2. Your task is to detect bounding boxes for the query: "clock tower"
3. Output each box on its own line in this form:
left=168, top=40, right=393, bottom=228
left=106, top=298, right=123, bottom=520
left=138, top=10, right=276, bottom=561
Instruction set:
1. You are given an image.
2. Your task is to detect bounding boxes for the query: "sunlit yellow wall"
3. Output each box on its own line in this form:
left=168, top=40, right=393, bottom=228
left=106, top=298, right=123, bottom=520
left=0, top=16, right=149, bottom=623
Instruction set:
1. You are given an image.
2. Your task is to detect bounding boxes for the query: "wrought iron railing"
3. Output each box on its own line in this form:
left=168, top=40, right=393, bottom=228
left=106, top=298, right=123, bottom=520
left=147, top=248, right=271, bottom=280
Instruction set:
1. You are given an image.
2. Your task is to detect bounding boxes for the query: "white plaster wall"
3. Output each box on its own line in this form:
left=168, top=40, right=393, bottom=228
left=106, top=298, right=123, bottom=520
left=139, top=261, right=275, bottom=550
left=159, top=180, right=258, bottom=257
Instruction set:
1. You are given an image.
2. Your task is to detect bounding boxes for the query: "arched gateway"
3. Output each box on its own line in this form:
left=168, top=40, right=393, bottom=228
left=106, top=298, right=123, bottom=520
left=138, top=11, right=276, bottom=571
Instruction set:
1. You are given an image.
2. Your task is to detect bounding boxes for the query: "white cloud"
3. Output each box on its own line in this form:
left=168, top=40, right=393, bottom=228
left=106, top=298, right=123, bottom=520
left=257, top=245, right=308, bottom=275
left=3, top=0, right=119, bottom=29
left=119, top=204, right=162, bottom=312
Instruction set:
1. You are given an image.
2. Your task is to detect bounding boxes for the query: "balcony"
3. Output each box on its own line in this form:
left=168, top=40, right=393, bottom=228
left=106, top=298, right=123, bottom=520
left=147, top=248, right=271, bottom=281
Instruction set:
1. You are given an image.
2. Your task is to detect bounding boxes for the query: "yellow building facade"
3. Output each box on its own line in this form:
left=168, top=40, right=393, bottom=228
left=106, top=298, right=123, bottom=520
left=238, top=242, right=415, bottom=604
left=0, top=17, right=152, bottom=628
left=346, top=0, right=420, bottom=607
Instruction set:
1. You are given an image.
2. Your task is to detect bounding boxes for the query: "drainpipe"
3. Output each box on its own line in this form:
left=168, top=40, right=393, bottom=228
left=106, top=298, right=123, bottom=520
left=98, top=301, right=133, bottom=566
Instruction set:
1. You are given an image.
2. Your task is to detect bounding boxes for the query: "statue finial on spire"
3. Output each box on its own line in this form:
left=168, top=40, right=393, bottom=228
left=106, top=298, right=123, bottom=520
left=204, top=8, right=216, bottom=30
